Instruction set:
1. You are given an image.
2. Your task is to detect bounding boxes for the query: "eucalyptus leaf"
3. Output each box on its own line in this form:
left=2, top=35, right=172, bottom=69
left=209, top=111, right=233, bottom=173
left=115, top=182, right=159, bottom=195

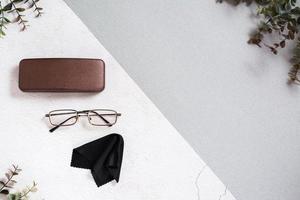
left=0, top=29, right=6, bottom=36
left=16, top=8, right=25, bottom=12
left=0, top=189, right=9, bottom=194
left=3, top=3, right=13, bottom=11
left=4, top=17, right=11, bottom=23
left=8, top=194, right=16, bottom=200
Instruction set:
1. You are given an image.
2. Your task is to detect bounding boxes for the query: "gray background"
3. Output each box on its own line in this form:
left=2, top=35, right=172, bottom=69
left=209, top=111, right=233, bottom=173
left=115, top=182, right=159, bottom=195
left=63, top=1, right=300, bottom=200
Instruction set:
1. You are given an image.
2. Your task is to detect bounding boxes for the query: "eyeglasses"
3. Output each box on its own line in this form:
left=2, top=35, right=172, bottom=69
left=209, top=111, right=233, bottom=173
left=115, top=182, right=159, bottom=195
left=45, top=109, right=121, bottom=133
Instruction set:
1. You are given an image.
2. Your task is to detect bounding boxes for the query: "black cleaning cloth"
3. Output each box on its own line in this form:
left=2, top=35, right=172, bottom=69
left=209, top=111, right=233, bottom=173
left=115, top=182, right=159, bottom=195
left=71, top=133, right=124, bottom=187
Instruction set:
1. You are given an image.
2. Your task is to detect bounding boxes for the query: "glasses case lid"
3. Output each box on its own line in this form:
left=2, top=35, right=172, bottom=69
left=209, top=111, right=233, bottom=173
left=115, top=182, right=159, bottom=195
left=19, top=58, right=105, bottom=92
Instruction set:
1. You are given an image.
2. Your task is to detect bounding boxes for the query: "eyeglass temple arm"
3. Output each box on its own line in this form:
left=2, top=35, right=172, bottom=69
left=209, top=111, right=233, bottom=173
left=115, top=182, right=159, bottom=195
left=49, top=115, right=77, bottom=133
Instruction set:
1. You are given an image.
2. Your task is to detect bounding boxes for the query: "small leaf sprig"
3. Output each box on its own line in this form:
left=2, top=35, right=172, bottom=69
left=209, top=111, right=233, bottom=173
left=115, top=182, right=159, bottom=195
left=27, top=0, right=43, bottom=17
left=0, top=165, right=21, bottom=195
left=8, top=181, right=38, bottom=200
left=218, top=0, right=300, bottom=84
left=0, top=165, right=38, bottom=200
left=0, top=1, right=11, bottom=37
left=247, top=0, right=299, bottom=54
left=0, top=0, right=43, bottom=37
left=8, top=0, right=29, bottom=31
left=289, top=37, right=300, bottom=83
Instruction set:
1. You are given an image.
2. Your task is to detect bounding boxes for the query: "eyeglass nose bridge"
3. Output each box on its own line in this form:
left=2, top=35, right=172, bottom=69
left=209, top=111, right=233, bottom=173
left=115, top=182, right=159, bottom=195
left=78, top=113, right=88, bottom=117
left=77, top=110, right=90, bottom=119
left=78, top=110, right=89, bottom=113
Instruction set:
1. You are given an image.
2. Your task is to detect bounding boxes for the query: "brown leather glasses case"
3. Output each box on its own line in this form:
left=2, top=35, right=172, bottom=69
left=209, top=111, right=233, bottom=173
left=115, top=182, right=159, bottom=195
left=19, top=58, right=105, bottom=92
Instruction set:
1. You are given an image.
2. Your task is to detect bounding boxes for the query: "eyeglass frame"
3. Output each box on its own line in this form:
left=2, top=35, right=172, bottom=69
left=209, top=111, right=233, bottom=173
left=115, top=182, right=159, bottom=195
left=45, top=109, right=121, bottom=132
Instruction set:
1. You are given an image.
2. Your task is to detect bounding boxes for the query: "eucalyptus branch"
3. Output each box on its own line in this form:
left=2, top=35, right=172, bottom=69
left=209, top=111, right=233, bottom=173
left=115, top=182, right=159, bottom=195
left=19, top=181, right=38, bottom=199
left=8, top=181, right=38, bottom=200
left=29, top=0, right=43, bottom=17
left=9, top=0, right=28, bottom=31
left=0, top=165, right=21, bottom=195
left=219, top=0, right=300, bottom=84
left=288, top=64, right=300, bottom=84
left=289, top=38, right=300, bottom=84
left=0, top=0, right=43, bottom=38
left=0, top=1, right=10, bottom=37
left=0, top=1, right=5, bottom=37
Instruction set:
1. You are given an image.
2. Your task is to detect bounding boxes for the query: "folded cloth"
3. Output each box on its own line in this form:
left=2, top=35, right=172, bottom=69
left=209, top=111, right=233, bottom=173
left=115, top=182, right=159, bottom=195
left=71, top=133, right=124, bottom=187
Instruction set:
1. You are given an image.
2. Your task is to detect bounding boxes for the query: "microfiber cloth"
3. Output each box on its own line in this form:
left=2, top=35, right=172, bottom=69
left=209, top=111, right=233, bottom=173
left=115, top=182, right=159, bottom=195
left=71, top=133, right=124, bottom=187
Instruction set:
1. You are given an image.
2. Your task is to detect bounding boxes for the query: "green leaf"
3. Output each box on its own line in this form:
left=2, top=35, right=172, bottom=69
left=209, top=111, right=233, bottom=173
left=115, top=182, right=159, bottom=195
left=8, top=194, right=16, bottom=200
left=280, top=40, right=286, bottom=48
left=16, top=8, right=25, bottom=12
left=291, top=7, right=300, bottom=15
left=10, top=180, right=17, bottom=183
left=0, top=189, right=9, bottom=194
left=4, top=17, right=11, bottom=23
left=3, top=3, right=13, bottom=11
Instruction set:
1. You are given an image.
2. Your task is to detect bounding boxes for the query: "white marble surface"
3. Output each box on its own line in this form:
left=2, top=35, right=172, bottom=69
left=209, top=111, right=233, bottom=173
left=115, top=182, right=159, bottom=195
left=0, top=0, right=236, bottom=199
